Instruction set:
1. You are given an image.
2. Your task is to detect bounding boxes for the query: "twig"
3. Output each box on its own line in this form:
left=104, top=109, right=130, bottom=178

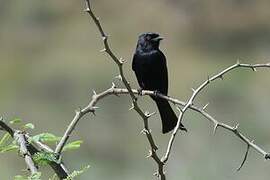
left=55, top=86, right=270, bottom=174
left=0, top=119, right=69, bottom=179
left=54, top=1, right=167, bottom=178
left=0, top=117, right=14, bottom=136
left=187, top=105, right=270, bottom=161
left=14, top=131, right=38, bottom=174
left=162, top=62, right=270, bottom=163
left=0, top=120, right=37, bottom=174
left=84, top=0, right=166, bottom=177
left=237, top=144, right=250, bottom=171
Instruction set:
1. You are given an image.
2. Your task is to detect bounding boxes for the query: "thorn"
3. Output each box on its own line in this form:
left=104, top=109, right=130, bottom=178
left=265, top=153, right=270, bottom=160
left=146, top=150, right=152, bottom=158
left=145, top=111, right=156, bottom=118
left=114, top=74, right=122, bottom=81
left=213, top=123, right=219, bottom=135
left=176, top=106, right=183, bottom=113
left=202, top=103, right=209, bottom=110
left=84, top=8, right=90, bottom=12
left=237, top=144, right=250, bottom=171
left=236, top=59, right=241, bottom=65
left=90, top=108, right=97, bottom=116
left=219, top=75, right=224, bottom=80
left=102, top=35, right=108, bottom=41
left=92, top=89, right=97, bottom=95
left=252, top=67, right=257, bottom=72
left=153, top=171, right=159, bottom=177
left=111, top=82, right=116, bottom=88
left=207, top=75, right=210, bottom=83
left=140, top=128, right=148, bottom=135
left=191, top=88, right=196, bottom=93
left=100, top=48, right=106, bottom=52
left=129, top=103, right=134, bottom=111
left=90, top=107, right=99, bottom=116
left=119, top=57, right=125, bottom=64
left=233, top=123, right=239, bottom=131
left=75, top=107, right=82, bottom=114
left=92, top=106, right=99, bottom=110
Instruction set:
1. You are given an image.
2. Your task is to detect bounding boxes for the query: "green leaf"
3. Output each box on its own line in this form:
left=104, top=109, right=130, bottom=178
left=14, top=175, right=27, bottom=180
left=63, top=140, right=83, bottom=152
left=29, top=172, right=41, bottom=180
left=33, top=152, right=58, bottom=166
left=23, top=123, right=35, bottom=130
left=10, top=118, right=22, bottom=124
left=64, top=165, right=90, bottom=180
left=0, top=133, right=11, bottom=146
left=48, top=174, right=58, bottom=180
left=14, top=172, right=41, bottom=180
left=0, top=136, right=18, bottom=153
left=0, top=144, right=19, bottom=153
left=31, top=133, right=61, bottom=143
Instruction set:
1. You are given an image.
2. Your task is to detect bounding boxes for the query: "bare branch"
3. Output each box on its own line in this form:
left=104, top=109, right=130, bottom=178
left=136, top=89, right=270, bottom=161
left=55, top=85, right=270, bottom=174
left=14, top=131, right=38, bottom=174
left=162, top=62, right=270, bottom=163
left=75, top=1, right=166, bottom=178
left=237, top=144, right=250, bottom=171
left=0, top=117, right=14, bottom=136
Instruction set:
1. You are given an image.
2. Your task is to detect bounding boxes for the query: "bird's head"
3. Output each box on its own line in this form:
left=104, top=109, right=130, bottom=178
left=136, top=32, right=163, bottom=52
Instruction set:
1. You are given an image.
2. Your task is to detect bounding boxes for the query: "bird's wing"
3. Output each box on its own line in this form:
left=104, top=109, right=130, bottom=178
left=150, top=50, right=168, bottom=95
left=132, top=53, right=146, bottom=89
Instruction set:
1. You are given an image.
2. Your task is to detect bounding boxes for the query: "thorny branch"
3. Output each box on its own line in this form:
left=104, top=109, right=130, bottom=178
left=57, top=86, right=270, bottom=159
left=54, top=1, right=270, bottom=179
left=14, top=131, right=38, bottom=174
left=163, top=62, right=270, bottom=163
left=55, top=82, right=270, bottom=178
left=55, top=0, right=166, bottom=178
left=0, top=118, right=69, bottom=179
left=0, top=118, right=37, bottom=174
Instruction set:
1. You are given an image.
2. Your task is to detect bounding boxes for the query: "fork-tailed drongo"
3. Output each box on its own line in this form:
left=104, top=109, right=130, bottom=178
left=132, top=32, right=187, bottom=134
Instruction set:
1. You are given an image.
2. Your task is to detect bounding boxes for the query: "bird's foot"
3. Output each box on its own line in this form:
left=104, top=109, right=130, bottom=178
left=137, top=88, right=143, bottom=96
left=153, top=90, right=161, bottom=98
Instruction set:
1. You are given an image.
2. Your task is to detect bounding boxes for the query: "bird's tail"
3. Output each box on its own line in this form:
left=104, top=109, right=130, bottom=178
left=154, top=98, right=187, bottom=134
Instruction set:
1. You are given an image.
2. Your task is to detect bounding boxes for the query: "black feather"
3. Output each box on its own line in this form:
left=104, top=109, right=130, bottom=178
left=132, top=32, right=187, bottom=134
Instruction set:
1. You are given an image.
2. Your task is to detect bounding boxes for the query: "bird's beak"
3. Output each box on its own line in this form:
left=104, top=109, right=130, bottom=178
left=152, top=36, right=163, bottom=42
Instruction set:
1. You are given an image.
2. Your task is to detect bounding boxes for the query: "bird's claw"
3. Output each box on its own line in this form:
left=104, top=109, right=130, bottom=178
left=153, top=90, right=161, bottom=97
left=137, top=88, right=143, bottom=96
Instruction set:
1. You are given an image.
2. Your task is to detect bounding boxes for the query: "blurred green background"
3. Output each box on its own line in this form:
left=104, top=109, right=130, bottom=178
left=1, top=0, right=270, bottom=179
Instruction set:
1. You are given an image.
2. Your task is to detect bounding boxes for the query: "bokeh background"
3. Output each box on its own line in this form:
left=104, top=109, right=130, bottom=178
left=1, top=0, right=270, bottom=179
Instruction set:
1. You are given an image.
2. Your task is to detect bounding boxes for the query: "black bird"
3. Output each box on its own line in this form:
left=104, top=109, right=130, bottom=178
left=132, top=32, right=187, bottom=134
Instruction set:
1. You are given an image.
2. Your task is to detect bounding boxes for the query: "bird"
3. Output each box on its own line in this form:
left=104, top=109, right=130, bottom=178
left=132, top=32, right=187, bottom=134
